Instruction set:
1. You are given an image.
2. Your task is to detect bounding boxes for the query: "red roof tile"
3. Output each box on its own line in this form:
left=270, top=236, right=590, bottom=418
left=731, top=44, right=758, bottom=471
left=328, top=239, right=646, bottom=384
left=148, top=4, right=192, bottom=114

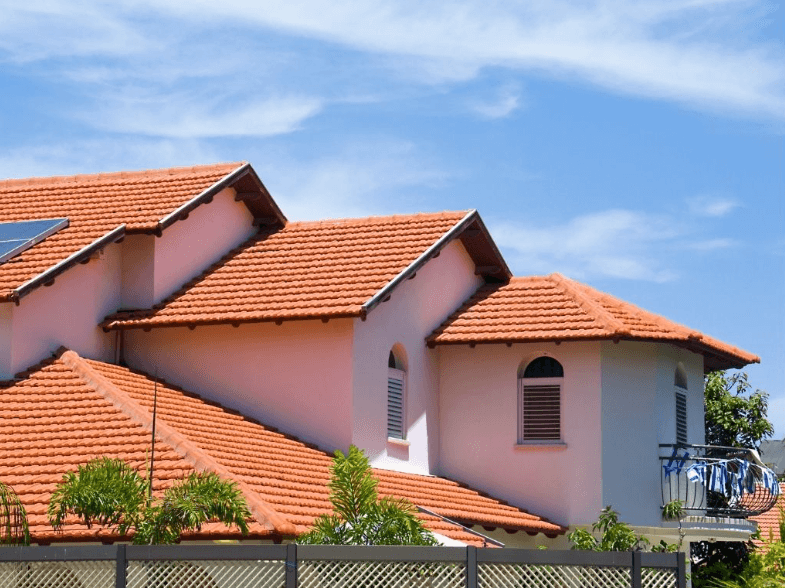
left=428, top=274, right=758, bottom=371
left=0, top=350, right=564, bottom=544
left=104, top=212, right=472, bottom=329
left=0, top=163, right=247, bottom=301
left=751, top=494, right=784, bottom=547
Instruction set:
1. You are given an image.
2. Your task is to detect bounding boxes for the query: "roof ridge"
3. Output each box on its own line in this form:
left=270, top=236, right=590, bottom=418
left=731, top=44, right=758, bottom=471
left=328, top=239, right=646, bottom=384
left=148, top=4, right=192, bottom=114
left=0, top=162, right=246, bottom=189
left=286, top=210, right=469, bottom=229
left=58, top=349, right=296, bottom=537
left=548, top=273, right=632, bottom=338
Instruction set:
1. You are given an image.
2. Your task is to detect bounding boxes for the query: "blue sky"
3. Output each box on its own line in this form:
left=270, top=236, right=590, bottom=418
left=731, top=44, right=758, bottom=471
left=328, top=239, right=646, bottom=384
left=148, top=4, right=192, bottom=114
left=1, top=1, right=783, bottom=437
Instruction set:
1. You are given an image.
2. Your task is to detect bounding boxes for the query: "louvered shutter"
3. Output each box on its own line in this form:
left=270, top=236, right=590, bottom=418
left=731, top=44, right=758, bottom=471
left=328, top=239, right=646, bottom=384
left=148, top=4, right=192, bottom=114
left=518, top=381, right=561, bottom=442
left=675, top=390, right=687, bottom=444
left=388, top=367, right=405, bottom=440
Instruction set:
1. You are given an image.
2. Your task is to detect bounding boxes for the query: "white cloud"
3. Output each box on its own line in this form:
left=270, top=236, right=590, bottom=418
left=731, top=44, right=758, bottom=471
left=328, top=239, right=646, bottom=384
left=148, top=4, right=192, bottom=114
left=86, top=94, right=323, bottom=138
left=262, top=142, right=449, bottom=220
left=2, top=1, right=783, bottom=121
left=471, top=86, right=522, bottom=119
left=0, top=139, right=223, bottom=180
left=687, top=195, right=741, bottom=217
left=491, top=209, right=680, bottom=282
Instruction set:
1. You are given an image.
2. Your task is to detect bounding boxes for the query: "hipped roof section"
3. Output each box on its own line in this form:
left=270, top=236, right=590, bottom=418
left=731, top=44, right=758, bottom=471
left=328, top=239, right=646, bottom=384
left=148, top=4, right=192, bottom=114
left=0, top=162, right=284, bottom=303
left=104, top=210, right=510, bottom=330
left=0, top=349, right=564, bottom=544
left=428, top=274, right=759, bottom=372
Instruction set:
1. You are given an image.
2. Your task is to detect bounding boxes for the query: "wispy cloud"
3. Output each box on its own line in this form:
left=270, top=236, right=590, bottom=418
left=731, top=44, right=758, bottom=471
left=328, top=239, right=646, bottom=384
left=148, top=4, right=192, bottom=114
left=2, top=1, right=783, bottom=122
left=263, top=141, right=449, bottom=220
left=85, top=92, right=323, bottom=138
left=687, top=194, right=741, bottom=217
left=470, top=85, right=522, bottom=119
left=490, top=202, right=743, bottom=282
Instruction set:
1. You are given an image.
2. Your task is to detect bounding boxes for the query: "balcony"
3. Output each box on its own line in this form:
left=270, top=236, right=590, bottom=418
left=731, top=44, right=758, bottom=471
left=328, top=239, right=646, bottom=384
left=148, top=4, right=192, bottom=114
left=660, top=443, right=780, bottom=518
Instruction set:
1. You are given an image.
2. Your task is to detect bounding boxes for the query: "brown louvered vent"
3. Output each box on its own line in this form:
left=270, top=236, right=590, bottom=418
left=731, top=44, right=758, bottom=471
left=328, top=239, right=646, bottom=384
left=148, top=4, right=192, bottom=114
left=675, top=390, right=687, bottom=444
left=519, top=383, right=561, bottom=442
left=387, top=368, right=405, bottom=440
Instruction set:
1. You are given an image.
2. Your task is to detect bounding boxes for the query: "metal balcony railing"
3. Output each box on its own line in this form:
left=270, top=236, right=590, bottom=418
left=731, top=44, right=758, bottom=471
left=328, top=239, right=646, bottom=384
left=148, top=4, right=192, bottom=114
left=660, top=443, right=780, bottom=518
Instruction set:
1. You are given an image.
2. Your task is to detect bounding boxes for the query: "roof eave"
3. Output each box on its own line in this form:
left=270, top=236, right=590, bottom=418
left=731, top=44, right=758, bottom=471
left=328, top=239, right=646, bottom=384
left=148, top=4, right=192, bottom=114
left=8, top=224, right=127, bottom=303
left=362, top=210, right=511, bottom=317
left=153, top=163, right=286, bottom=236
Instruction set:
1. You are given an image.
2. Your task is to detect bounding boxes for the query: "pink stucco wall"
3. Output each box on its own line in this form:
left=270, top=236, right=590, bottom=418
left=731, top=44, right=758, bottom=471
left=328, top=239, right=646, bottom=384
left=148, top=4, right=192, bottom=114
left=151, top=187, right=256, bottom=304
left=3, top=242, right=122, bottom=378
left=123, top=319, right=355, bottom=452
left=438, top=341, right=604, bottom=527
left=352, top=239, right=483, bottom=475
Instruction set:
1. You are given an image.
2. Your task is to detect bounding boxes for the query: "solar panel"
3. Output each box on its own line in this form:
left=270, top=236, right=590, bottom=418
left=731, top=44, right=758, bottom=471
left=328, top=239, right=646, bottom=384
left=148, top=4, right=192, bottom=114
left=0, top=218, right=69, bottom=264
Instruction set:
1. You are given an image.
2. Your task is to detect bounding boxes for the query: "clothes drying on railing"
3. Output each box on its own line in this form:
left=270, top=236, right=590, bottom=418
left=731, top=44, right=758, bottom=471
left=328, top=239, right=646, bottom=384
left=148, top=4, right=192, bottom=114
left=685, top=458, right=780, bottom=498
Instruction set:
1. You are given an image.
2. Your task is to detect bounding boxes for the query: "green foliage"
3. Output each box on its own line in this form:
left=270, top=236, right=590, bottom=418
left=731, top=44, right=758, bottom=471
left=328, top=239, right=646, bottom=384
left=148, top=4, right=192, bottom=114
left=0, top=481, right=29, bottom=545
left=568, top=506, right=652, bottom=552
left=662, top=499, right=685, bottom=521
left=298, top=445, right=437, bottom=546
left=704, top=371, right=774, bottom=449
left=48, top=457, right=250, bottom=544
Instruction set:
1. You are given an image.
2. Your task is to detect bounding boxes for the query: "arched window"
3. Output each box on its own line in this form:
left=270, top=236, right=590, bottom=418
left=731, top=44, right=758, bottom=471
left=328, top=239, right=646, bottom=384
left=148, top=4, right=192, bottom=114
left=517, top=357, right=563, bottom=443
left=674, top=365, right=687, bottom=444
left=387, top=348, right=406, bottom=440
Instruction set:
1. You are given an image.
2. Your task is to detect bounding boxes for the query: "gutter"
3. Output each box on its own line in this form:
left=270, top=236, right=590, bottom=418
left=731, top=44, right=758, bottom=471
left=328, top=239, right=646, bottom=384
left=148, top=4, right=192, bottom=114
left=12, top=225, right=126, bottom=302
left=363, top=210, right=508, bottom=317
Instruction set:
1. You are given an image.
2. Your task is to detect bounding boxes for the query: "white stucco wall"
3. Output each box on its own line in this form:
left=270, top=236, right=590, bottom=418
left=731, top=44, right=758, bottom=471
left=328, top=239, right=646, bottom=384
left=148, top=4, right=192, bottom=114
left=2, top=243, right=122, bottom=378
left=0, top=304, right=13, bottom=377
left=123, top=319, right=355, bottom=452
left=151, top=187, right=256, bottom=304
left=438, top=341, right=604, bottom=527
left=600, top=341, right=705, bottom=528
left=351, top=239, right=483, bottom=475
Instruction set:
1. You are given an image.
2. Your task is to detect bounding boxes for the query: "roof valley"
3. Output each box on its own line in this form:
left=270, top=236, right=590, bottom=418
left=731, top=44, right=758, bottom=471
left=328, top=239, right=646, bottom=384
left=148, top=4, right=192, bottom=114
left=59, top=349, right=294, bottom=536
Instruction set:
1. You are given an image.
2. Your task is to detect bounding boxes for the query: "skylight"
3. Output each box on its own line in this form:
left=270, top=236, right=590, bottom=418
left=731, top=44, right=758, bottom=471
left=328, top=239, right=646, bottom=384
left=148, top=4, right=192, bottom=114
left=0, top=218, right=69, bottom=264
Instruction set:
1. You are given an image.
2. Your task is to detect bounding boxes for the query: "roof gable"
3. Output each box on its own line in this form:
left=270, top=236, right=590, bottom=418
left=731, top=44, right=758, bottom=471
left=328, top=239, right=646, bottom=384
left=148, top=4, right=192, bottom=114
left=428, top=273, right=758, bottom=371
left=0, top=162, right=284, bottom=303
left=104, top=210, right=510, bottom=330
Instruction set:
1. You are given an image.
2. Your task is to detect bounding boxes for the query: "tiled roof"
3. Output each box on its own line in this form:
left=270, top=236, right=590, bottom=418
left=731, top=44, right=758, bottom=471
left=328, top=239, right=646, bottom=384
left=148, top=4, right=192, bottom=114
left=428, top=274, right=759, bottom=371
left=104, top=212, right=472, bottom=329
left=751, top=494, right=784, bottom=547
left=0, top=349, right=564, bottom=544
left=0, top=163, right=246, bottom=302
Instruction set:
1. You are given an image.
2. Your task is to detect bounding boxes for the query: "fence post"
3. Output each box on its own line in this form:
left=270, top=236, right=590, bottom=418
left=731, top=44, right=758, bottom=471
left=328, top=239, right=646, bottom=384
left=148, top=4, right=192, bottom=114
left=677, top=553, right=687, bottom=588
left=466, top=546, right=477, bottom=588
left=115, top=544, right=126, bottom=588
left=631, top=551, right=641, bottom=588
left=286, top=543, right=298, bottom=588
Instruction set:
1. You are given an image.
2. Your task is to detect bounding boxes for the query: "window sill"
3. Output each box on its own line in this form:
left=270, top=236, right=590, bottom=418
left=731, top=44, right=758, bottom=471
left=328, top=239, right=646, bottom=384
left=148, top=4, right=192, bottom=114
left=387, top=437, right=411, bottom=447
left=514, top=442, right=568, bottom=451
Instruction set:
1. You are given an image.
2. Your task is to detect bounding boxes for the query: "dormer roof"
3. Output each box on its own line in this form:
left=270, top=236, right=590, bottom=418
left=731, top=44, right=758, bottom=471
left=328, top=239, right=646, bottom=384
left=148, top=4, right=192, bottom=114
left=0, top=162, right=284, bottom=303
left=104, top=209, right=509, bottom=330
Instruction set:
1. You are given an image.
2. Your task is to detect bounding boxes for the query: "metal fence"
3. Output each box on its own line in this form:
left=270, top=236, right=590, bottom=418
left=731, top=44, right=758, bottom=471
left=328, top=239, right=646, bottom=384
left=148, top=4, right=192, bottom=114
left=0, top=544, right=685, bottom=588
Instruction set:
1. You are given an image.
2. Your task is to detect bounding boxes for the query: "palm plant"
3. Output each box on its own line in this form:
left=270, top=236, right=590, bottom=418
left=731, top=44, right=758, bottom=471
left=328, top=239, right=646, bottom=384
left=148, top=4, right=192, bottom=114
left=0, top=481, right=29, bottom=545
left=298, top=445, right=436, bottom=546
left=48, top=457, right=250, bottom=544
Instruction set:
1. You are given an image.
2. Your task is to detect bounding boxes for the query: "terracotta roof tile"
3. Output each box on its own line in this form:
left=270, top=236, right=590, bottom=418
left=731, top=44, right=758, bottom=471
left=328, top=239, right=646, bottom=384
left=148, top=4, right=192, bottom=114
left=0, top=163, right=245, bottom=300
left=428, top=274, right=758, bottom=371
left=1, top=350, right=564, bottom=544
left=104, top=212, right=469, bottom=328
left=751, top=494, right=784, bottom=548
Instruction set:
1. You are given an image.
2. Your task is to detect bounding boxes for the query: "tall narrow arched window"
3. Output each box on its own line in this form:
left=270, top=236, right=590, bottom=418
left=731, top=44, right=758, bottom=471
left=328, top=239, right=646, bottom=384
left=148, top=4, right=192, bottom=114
left=387, top=348, right=406, bottom=440
left=674, top=365, right=688, bottom=444
left=517, top=357, right=564, bottom=443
